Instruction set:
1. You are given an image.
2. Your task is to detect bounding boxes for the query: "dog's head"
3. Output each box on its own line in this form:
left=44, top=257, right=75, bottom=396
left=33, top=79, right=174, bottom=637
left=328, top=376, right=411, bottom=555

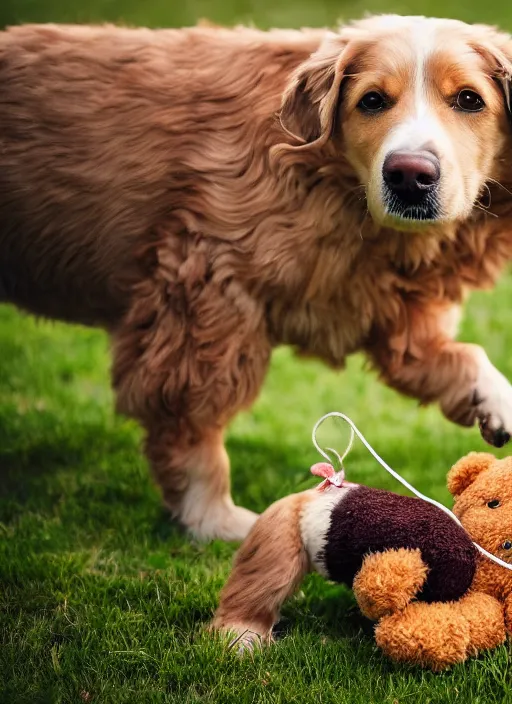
left=280, top=15, right=512, bottom=231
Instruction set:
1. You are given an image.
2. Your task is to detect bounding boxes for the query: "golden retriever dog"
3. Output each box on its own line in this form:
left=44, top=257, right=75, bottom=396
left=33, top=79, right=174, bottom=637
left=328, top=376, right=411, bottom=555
left=2, top=15, right=512, bottom=541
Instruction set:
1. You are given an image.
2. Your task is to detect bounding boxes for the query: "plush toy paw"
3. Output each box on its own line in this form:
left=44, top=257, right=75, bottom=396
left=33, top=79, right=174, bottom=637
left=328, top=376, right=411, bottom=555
left=213, top=623, right=268, bottom=656
left=353, top=548, right=428, bottom=620
left=227, top=628, right=265, bottom=655
left=375, top=601, right=471, bottom=671
left=456, top=591, right=506, bottom=654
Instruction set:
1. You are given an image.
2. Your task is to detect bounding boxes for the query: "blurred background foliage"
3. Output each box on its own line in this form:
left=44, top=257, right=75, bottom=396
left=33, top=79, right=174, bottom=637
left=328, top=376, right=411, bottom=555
left=2, top=0, right=512, bottom=34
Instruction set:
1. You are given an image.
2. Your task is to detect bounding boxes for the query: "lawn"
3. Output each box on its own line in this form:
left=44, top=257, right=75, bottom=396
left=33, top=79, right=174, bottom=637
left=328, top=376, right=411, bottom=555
left=2, top=1, right=512, bottom=702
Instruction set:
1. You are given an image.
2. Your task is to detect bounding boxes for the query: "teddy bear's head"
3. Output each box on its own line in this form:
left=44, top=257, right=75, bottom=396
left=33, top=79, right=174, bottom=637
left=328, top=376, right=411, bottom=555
left=447, top=452, right=512, bottom=565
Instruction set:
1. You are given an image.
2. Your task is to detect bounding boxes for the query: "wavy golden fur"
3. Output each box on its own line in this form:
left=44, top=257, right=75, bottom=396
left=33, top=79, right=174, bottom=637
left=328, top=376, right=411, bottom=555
left=2, top=16, right=512, bottom=539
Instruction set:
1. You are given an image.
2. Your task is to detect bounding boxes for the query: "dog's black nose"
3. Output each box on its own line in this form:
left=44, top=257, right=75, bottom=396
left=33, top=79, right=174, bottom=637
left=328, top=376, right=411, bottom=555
left=383, top=150, right=440, bottom=204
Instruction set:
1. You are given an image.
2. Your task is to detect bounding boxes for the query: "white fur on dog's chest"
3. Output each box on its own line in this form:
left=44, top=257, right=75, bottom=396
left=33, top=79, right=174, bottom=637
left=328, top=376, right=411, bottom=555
left=300, top=484, right=357, bottom=577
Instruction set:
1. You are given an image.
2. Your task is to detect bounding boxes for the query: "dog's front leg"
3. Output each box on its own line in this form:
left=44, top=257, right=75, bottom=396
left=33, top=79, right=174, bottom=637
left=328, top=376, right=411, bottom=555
left=365, top=300, right=512, bottom=447
left=212, top=492, right=311, bottom=651
left=111, top=240, right=271, bottom=541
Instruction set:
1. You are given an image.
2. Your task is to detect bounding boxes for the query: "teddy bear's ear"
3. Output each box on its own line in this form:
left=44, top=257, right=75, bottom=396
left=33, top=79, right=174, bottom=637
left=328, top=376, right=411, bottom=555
left=447, top=452, right=496, bottom=497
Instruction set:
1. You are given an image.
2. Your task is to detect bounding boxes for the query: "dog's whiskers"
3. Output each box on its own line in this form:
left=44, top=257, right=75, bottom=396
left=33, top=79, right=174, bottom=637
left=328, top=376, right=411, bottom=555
left=487, top=178, right=512, bottom=198
left=478, top=183, right=492, bottom=209
left=473, top=201, right=499, bottom=218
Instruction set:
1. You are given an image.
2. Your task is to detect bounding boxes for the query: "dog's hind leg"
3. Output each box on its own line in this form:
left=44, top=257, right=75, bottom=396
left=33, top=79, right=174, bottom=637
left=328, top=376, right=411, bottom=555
left=111, top=237, right=271, bottom=541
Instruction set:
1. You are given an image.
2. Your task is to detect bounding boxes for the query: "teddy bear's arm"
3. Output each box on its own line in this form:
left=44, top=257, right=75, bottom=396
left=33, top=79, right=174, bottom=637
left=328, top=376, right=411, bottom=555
left=353, top=547, right=429, bottom=620
left=211, top=491, right=311, bottom=652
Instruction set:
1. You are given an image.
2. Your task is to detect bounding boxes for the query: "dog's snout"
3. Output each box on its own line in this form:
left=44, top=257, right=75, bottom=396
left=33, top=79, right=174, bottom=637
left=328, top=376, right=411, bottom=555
left=383, top=150, right=440, bottom=197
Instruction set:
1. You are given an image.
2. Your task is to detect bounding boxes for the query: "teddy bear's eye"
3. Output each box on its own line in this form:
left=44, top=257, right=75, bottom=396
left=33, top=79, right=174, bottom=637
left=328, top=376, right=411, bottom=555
left=502, top=540, right=512, bottom=551
left=487, top=500, right=501, bottom=508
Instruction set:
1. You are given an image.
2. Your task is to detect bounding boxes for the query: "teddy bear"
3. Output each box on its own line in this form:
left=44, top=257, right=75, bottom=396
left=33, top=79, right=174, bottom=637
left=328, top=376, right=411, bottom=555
left=212, top=452, right=512, bottom=670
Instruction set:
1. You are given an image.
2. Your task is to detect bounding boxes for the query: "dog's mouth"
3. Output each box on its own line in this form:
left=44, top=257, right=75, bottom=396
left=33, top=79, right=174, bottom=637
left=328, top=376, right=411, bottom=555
left=383, top=187, right=440, bottom=224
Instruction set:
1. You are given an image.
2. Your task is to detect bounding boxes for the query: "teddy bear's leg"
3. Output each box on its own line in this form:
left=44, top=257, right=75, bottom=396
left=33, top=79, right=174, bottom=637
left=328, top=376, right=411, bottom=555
left=353, top=548, right=429, bottom=620
left=505, top=594, right=512, bottom=633
left=456, top=591, right=506, bottom=654
left=375, top=601, right=471, bottom=671
left=211, top=492, right=312, bottom=653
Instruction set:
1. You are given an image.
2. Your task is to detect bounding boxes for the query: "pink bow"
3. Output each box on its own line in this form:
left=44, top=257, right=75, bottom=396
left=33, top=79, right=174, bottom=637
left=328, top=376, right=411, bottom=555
left=310, top=462, right=345, bottom=489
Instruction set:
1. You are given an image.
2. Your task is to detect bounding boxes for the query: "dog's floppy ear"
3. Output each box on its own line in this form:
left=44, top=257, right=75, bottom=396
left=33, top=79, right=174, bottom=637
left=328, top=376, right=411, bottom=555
left=447, top=452, right=496, bottom=498
left=471, top=25, right=512, bottom=121
left=279, top=34, right=357, bottom=146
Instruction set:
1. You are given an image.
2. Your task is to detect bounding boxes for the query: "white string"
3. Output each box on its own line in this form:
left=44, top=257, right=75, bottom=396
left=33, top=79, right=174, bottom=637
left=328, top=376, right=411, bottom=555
left=323, top=434, right=355, bottom=469
left=312, top=411, right=512, bottom=572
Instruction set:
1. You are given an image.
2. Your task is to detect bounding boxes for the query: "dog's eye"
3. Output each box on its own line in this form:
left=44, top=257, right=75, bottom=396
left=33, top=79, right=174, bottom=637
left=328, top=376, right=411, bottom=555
left=358, top=91, right=387, bottom=112
left=487, top=499, right=501, bottom=508
left=502, top=540, right=512, bottom=550
left=455, top=90, right=485, bottom=112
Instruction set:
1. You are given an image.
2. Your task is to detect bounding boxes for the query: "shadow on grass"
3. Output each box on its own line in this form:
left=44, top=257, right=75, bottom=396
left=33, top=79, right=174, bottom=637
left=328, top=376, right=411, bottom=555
left=228, top=436, right=317, bottom=511
left=0, top=419, right=135, bottom=490
left=275, top=574, right=374, bottom=642
left=0, top=415, right=308, bottom=563
left=0, top=416, right=306, bottom=511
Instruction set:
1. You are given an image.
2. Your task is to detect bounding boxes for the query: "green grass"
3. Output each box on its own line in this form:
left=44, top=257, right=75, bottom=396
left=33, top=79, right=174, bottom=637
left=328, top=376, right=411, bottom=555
left=2, top=0, right=512, bottom=701
left=2, top=277, right=512, bottom=703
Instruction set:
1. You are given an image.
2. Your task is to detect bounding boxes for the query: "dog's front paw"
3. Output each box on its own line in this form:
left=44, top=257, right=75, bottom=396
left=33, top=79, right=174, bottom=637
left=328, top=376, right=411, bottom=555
left=186, top=503, right=258, bottom=542
left=472, top=354, right=512, bottom=448
left=477, top=416, right=510, bottom=448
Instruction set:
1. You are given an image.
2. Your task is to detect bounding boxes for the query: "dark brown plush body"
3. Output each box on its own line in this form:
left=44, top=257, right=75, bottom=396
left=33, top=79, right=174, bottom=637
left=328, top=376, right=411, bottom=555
left=322, top=486, right=477, bottom=602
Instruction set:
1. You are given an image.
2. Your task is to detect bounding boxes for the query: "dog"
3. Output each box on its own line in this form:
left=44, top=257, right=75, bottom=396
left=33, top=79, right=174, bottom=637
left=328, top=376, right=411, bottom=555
left=2, top=15, right=512, bottom=541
